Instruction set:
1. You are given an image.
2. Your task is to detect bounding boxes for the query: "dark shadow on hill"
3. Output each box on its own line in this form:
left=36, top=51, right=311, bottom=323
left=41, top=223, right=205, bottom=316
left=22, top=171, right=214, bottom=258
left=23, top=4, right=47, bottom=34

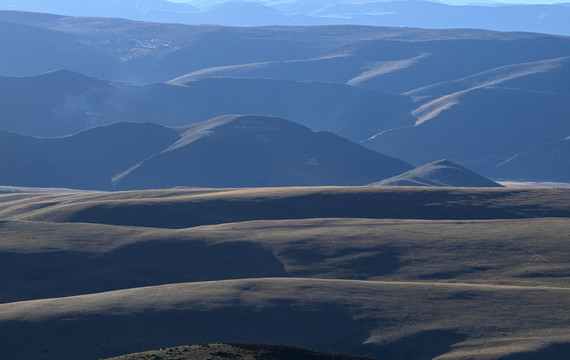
left=0, top=241, right=286, bottom=303
left=59, top=189, right=570, bottom=229
left=280, top=246, right=402, bottom=279
left=370, top=329, right=467, bottom=360
left=498, top=342, right=570, bottom=360
left=0, top=303, right=376, bottom=360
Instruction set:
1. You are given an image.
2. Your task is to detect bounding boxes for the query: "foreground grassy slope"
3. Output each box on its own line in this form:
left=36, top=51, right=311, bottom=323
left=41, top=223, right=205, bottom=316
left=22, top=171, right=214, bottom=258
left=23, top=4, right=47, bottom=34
left=0, top=186, right=568, bottom=360
left=1, top=278, right=569, bottom=360
left=0, top=217, right=569, bottom=303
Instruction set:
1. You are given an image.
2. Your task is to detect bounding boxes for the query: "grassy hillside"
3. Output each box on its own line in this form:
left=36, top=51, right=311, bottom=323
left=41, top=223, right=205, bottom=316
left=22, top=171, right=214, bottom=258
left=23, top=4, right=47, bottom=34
left=1, top=216, right=569, bottom=303
left=1, top=278, right=569, bottom=360
left=1, top=187, right=567, bottom=227
left=0, top=186, right=568, bottom=360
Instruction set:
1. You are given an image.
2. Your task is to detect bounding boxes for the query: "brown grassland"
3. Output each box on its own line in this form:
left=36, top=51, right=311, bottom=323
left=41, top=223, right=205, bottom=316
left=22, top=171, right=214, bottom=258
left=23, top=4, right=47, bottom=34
left=0, top=186, right=568, bottom=359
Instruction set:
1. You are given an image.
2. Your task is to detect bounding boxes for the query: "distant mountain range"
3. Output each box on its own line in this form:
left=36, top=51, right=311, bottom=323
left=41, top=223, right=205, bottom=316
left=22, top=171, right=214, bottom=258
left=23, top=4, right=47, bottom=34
left=0, top=116, right=416, bottom=190
left=0, top=0, right=569, bottom=35
left=0, top=13, right=568, bottom=184
left=0, top=70, right=415, bottom=140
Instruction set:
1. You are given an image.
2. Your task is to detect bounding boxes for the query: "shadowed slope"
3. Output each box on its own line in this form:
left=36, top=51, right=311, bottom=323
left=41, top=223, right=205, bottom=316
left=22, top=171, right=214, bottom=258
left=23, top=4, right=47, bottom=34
left=112, top=115, right=412, bottom=189
left=0, top=123, right=180, bottom=190
left=365, top=87, right=570, bottom=175
left=2, top=187, right=568, bottom=228
left=493, top=137, right=570, bottom=182
left=0, top=278, right=569, bottom=360
left=370, top=159, right=502, bottom=187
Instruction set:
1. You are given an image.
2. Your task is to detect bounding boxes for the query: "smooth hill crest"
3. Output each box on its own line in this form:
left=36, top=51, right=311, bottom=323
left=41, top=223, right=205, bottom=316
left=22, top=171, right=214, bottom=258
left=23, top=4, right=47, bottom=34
left=111, top=115, right=413, bottom=189
left=369, top=159, right=503, bottom=187
left=0, top=115, right=414, bottom=190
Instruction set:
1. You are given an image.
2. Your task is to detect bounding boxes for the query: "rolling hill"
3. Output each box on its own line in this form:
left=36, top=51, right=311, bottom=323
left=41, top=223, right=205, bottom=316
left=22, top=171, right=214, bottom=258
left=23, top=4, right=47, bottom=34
left=0, top=186, right=569, bottom=360
left=369, top=159, right=502, bottom=187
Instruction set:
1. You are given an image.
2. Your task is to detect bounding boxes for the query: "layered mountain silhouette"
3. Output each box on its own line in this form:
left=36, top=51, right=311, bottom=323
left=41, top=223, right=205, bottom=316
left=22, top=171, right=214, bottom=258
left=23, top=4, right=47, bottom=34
left=369, top=159, right=502, bottom=187
left=365, top=87, right=570, bottom=174
left=0, top=122, right=180, bottom=190
left=0, top=116, right=414, bottom=190
left=0, top=70, right=414, bottom=140
left=0, top=13, right=569, bottom=182
left=112, top=115, right=413, bottom=189
left=1, top=12, right=569, bottom=85
left=1, top=1, right=569, bottom=35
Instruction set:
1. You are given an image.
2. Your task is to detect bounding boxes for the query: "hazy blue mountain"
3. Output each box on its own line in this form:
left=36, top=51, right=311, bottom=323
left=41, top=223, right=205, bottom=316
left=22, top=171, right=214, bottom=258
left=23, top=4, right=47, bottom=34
left=405, top=56, right=570, bottom=103
left=1, top=14, right=569, bottom=181
left=113, top=115, right=413, bottom=189
left=364, top=87, right=570, bottom=174
left=0, top=70, right=414, bottom=140
left=0, top=117, right=412, bottom=190
left=1, top=12, right=568, bottom=85
left=1, top=1, right=569, bottom=35
left=492, top=137, right=570, bottom=182
left=0, top=70, right=115, bottom=136
left=0, top=0, right=198, bottom=21
left=369, top=159, right=503, bottom=187
left=0, top=123, right=180, bottom=190
left=175, top=37, right=570, bottom=94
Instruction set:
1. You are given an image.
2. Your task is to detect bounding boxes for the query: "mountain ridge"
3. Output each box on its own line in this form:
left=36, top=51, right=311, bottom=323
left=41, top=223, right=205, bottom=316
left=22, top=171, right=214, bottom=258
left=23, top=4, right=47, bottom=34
left=0, top=116, right=414, bottom=190
left=369, top=159, right=502, bottom=187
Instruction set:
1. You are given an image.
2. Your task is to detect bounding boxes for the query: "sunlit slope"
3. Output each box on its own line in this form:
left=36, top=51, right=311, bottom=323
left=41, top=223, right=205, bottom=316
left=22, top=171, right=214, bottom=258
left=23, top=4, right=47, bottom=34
left=0, top=217, right=569, bottom=303
left=1, top=187, right=567, bottom=227
left=369, top=159, right=502, bottom=187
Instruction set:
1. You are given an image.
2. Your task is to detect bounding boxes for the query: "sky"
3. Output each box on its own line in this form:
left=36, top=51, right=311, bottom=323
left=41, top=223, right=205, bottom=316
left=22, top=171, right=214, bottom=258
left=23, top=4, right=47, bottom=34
left=438, top=0, right=565, bottom=4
